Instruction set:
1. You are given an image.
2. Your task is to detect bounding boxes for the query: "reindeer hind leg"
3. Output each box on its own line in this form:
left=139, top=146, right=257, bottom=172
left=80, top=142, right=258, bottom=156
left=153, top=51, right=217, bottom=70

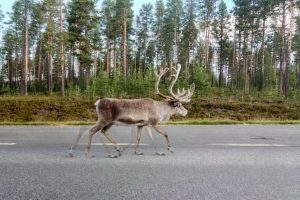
left=153, top=125, right=173, bottom=153
left=134, top=126, right=144, bottom=155
left=101, top=124, right=122, bottom=158
left=145, top=126, right=165, bottom=156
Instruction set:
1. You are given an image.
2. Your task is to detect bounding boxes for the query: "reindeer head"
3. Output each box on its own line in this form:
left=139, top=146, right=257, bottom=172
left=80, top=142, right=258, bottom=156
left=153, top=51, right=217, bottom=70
left=154, top=64, right=195, bottom=117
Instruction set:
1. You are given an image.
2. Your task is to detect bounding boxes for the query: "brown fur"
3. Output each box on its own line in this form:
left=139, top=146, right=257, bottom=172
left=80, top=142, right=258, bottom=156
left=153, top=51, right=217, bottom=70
left=97, top=98, right=161, bottom=126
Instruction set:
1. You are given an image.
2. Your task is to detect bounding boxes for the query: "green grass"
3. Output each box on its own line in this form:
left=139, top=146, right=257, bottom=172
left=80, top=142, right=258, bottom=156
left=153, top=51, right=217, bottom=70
left=0, top=121, right=95, bottom=126
left=0, top=96, right=300, bottom=125
left=1, top=119, right=300, bottom=126
left=167, top=119, right=300, bottom=125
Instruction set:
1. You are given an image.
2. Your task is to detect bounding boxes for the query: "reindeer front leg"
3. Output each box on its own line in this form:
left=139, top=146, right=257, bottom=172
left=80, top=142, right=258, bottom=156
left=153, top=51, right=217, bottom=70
left=144, top=126, right=165, bottom=156
left=153, top=125, right=174, bottom=153
left=134, top=126, right=143, bottom=155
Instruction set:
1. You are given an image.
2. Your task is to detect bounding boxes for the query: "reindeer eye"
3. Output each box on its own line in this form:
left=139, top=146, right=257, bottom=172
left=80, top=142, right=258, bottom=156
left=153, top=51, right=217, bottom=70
left=173, top=101, right=180, bottom=107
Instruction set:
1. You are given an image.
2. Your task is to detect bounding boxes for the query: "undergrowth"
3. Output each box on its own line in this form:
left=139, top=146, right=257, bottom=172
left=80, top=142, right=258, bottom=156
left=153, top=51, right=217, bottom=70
left=0, top=96, right=299, bottom=123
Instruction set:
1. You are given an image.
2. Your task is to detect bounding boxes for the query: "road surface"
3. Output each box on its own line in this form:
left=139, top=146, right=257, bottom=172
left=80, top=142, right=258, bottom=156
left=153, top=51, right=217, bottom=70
left=0, top=125, right=299, bottom=200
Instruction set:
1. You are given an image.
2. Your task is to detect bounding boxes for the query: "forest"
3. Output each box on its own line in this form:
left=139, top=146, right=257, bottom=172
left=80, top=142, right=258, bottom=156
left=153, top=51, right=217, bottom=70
left=0, top=0, right=299, bottom=102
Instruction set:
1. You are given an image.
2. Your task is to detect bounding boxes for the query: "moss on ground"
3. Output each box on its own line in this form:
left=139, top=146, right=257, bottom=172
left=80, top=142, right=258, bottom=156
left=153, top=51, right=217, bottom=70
left=0, top=97, right=96, bottom=122
left=0, top=96, right=299, bottom=123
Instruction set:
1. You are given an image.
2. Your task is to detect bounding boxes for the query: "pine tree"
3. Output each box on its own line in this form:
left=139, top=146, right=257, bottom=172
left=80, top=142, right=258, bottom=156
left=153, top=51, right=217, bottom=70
left=2, top=30, right=14, bottom=89
left=279, top=0, right=287, bottom=96
left=212, top=0, right=229, bottom=87
left=59, top=0, right=65, bottom=97
left=22, top=0, right=29, bottom=95
left=293, top=2, right=300, bottom=89
left=43, top=0, right=57, bottom=94
left=162, top=0, right=183, bottom=68
left=101, top=0, right=115, bottom=78
left=67, top=0, right=100, bottom=88
left=282, top=0, right=296, bottom=98
left=30, top=1, right=45, bottom=87
left=233, top=0, right=252, bottom=94
left=199, top=0, right=217, bottom=77
left=180, top=0, right=198, bottom=74
left=137, top=3, right=154, bottom=74
left=0, top=4, right=4, bottom=32
left=7, top=1, right=25, bottom=92
left=154, top=0, right=165, bottom=67
left=257, top=0, right=276, bottom=91
left=114, top=0, right=134, bottom=77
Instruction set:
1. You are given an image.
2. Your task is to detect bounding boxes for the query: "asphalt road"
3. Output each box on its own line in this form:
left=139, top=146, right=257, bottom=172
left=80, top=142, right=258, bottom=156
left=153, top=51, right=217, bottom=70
left=0, top=125, right=299, bottom=200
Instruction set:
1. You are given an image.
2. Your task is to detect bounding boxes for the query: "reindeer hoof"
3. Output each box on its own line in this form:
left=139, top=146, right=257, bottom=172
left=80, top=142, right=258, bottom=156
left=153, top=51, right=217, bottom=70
left=118, top=151, right=122, bottom=157
left=156, top=152, right=166, bottom=156
left=168, top=147, right=174, bottom=153
left=86, top=152, right=95, bottom=158
left=115, top=146, right=123, bottom=152
left=108, top=154, right=118, bottom=158
left=68, top=151, right=74, bottom=157
left=134, top=151, right=143, bottom=155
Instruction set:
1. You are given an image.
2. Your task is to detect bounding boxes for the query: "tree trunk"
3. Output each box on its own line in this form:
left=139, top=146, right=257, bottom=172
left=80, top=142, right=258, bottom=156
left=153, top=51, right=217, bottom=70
left=237, top=29, right=242, bottom=91
left=261, top=19, right=266, bottom=91
left=98, top=51, right=102, bottom=76
left=296, top=51, right=300, bottom=89
left=122, top=8, right=128, bottom=77
left=93, top=50, right=97, bottom=78
left=8, top=50, right=13, bottom=88
left=283, top=0, right=294, bottom=98
left=106, top=39, right=111, bottom=79
left=143, top=28, right=147, bottom=73
left=198, top=47, right=202, bottom=67
left=14, top=45, right=19, bottom=90
left=279, top=0, right=286, bottom=96
left=219, top=26, right=224, bottom=88
left=250, top=23, right=255, bottom=93
left=298, top=52, right=300, bottom=89
left=243, top=33, right=248, bottom=96
left=113, top=40, right=117, bottom=71
left=78, top=49, right=83, bottom=79
left=68, top=48, right=74, bottom=83
left=22, top=0, right=29, bottom=96
left=205, top=26, right=210, bottom=74
left=38, top=33, right=42, bottom=83
left=231, top=19, right=236, bottom=91
left=48, top=34, right=53, bottom=94
left=86, top=65, right=90, bottom=89
left=271, top=37, right=277, bottom=89
left=160, top=41, right=164, bottom=68
left=60, top=0, right=65, bottom=97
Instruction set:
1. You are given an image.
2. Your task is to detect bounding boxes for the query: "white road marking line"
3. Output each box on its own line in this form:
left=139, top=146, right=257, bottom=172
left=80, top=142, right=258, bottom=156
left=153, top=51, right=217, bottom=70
left=79, top=143, right=149, bottom=146
left=208, top=144, right=288, bottom=147
left=0, top=143, right=17, bottom=146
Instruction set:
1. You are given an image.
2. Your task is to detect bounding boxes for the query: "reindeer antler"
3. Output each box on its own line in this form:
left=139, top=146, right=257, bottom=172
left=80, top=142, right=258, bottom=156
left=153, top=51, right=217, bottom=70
left=168, top=64, right=195, bottom=103
left=155, top=64, right=195, bottom=102
left=177, top=83, right=195, bottom=102
left=168, top=64, right=182, bottom=98
left=154, top=67, right=173, bottom=100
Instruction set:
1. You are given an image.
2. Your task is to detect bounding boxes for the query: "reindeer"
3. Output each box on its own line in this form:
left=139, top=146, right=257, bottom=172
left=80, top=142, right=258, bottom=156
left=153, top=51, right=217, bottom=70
left=68, top=64, right=194, bottom=158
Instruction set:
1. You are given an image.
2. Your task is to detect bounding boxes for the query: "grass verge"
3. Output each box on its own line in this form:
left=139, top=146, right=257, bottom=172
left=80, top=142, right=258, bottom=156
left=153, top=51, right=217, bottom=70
left=1, top=119, right=300, bottom=126
left=167, top=119, right=300, bottom=125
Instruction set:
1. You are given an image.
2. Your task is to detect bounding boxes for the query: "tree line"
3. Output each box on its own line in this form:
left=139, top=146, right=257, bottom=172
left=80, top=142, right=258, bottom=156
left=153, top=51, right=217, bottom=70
left=0, top=0, right=299, bottom=99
